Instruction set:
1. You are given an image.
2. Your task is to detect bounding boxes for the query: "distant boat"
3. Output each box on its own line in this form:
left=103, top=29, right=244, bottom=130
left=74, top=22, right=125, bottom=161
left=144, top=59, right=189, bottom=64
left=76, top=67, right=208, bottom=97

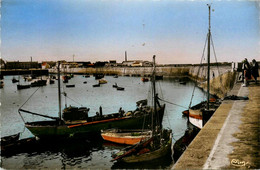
left=66, top=84, right=75, bottom=88
left=12, top=77, right=19, bottom=83
left=101, top=129, right=152, bottom=145
left=117, top=87, right=125, bottom=91
left=155, top=75, right=163, bottom=80
left=179, top=82, right=186, bottom=85
left=113, top=83, right=118, bottom=88
left=141, top=77, right=149, bottom=82
left=83, top=81, right=87, bottom=84
left=17, top=84, right=31, bottom=90
left=50, top=79, right=55, bottom=84
left=93, top=83, right=100, bottom=87
left=99, top=78, right=107, bottom=84
left=30, top=79, right=47, bottom=87
left=113, top=75, right=118, bottom=78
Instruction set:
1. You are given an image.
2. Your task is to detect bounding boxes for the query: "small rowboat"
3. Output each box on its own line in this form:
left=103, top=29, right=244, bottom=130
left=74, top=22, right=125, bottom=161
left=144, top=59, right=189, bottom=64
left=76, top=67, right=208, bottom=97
left=141, top=77, right=149, bottom=82
left=101, top=129, right=152, bottom=145
left=1, top=133, right=20, bottom=146
left=117, top=87, right=124, bottom=91
left=66, top=84, right=75, bottom=88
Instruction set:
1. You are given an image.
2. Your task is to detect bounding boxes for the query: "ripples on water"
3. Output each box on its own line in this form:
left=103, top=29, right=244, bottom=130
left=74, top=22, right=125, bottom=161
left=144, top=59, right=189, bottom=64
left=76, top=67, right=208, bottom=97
left=0, top=75, right=205, bottom=169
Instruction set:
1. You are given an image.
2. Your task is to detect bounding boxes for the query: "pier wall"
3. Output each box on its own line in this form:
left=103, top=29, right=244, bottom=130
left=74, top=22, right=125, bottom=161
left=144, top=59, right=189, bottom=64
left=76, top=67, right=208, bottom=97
left=49, top=65, right=236, bottom=98
left=49, top=66, right=190, bottom=77
left=188, top=65, right=236, bottom=98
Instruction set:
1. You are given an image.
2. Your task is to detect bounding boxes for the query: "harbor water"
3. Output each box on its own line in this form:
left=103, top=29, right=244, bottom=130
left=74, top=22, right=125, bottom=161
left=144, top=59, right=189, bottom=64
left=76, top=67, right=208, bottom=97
left=0, top=75, right=205, bottom=169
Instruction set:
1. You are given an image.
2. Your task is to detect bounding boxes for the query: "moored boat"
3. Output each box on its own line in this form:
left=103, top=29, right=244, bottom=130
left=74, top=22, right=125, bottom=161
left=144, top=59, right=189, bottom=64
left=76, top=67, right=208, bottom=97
left=187, top=5, right=221, bottom=129
left=93, top=83, right=100, bottom=87
left=30, top=79, right=47, bottom=87
left=49, top=79, right=55, bottom=84
left=1, top=133, right=20, bottom=147
left=113, top=83, right=118, bottom=88
left=66, top=84, right=75, bottom=88
left=141, top=77, right=149, bottom=82
left=12, top=77, right=19, bottom=83
left=101, top=129, right=152, bottom=145
left=98, top=78, right=107, bottom=84
left=17, top=84, right=31, bottom=90
left=117, top=87, right=124, bottom=91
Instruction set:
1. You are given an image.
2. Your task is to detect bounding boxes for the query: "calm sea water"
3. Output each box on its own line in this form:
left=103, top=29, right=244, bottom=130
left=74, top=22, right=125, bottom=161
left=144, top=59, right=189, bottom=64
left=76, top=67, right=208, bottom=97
left=0, top=75, right=205, bottom=169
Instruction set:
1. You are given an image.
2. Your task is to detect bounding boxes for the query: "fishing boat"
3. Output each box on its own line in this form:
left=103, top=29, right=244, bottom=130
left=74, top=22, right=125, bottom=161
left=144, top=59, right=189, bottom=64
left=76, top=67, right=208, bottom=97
left=66, top=84, right=75, bottom=88
left=188, top=5, right=220, bottom=129
left=141, top=77, right=149, bottom=82
left=155, top=75, right=163, bottom=80
left=113, top=83, right=118, bottom=88
left=30, top=79, right=47, bottom=87
left=98, top=78, right=107, bottom=84
left=62, top=75, right=70, bottom=83
left=49, top=79, right=55, bottom=84
left=101, top=129, right=152, bottom=145
left=17, top=75, right=31, bottom=90
left=12, top=77, right=19, bottom=83
left=18, top=61, right=166, bottom=139
left=1, top=133, right=20, bottom=147
left=117, top=87, right=125, bottom=91
left=112, top=55, right=172, bottom=163
left=114, top=75, right=118, bottom=78
left=17, top=84, right=31, bottom=90
left=93, top=83, right=100, bottom=87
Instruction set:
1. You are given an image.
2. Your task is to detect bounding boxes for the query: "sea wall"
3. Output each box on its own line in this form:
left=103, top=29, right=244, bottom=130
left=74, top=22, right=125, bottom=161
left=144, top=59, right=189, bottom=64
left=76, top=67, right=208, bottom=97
left=49, top=65, right=236, bottom=98
left=188, top=65, right=237, bottom=98
left=49, top=66, right=190, bottom=77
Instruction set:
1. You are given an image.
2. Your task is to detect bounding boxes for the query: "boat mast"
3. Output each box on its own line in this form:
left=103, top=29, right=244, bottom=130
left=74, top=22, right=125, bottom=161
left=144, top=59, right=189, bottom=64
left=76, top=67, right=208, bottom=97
left=207, top=4, right=211, bottom=110
left=57, top=61, right=62, bottom=123
left=152, top=55, right=157, bottom=136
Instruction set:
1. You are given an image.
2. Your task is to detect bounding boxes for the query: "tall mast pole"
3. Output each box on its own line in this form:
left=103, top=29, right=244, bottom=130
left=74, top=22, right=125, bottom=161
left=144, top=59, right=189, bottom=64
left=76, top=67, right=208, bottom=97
left=207, top=4, right=211, bottom=110
left=152, top=55, right=157, bottom=136
left=57, top=61, right=62, bottom=123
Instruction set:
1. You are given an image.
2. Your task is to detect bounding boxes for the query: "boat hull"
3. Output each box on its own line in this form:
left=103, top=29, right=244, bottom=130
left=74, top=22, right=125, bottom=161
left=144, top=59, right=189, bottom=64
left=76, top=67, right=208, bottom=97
left=188, top=101, right=219, bottom=129
left=25, top=105, right=165, bottom=138
left=101, top=129, right=151, bottom=145
left=121, top=133, right=172, bottom=163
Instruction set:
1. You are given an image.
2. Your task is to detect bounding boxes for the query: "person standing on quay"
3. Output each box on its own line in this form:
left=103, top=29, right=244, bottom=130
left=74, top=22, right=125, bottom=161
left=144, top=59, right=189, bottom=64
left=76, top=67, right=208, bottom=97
left=242, top=58, right=251, bottom=87
left=251, top=59, right=259, bottom=84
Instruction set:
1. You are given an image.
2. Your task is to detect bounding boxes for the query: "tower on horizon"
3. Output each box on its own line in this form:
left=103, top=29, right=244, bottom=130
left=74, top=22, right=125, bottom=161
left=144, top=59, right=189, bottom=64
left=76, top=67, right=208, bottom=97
left=125, top=51, right=127, bottom=62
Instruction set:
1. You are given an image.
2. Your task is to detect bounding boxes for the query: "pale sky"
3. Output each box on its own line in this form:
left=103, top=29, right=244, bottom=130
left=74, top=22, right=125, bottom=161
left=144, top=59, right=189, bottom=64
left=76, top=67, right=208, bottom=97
left=1, top=0, right=260, bottom=64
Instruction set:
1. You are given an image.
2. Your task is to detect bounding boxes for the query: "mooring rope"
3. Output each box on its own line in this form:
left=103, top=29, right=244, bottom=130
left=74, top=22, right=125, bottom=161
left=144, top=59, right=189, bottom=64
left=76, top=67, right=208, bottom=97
left=158, top=98, right=188, bottom=109
left=64, top=93, right=84, bottom=107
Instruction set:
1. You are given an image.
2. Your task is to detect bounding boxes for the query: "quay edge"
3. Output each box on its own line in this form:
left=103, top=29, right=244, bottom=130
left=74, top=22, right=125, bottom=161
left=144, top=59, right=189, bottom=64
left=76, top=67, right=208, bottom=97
left=173, top=81, right=260, bottom=169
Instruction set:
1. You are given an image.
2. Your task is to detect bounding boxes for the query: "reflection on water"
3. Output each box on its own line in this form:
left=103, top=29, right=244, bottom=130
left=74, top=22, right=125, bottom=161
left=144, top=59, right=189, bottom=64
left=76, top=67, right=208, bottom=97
left=1, top=75, right=205, bottom=169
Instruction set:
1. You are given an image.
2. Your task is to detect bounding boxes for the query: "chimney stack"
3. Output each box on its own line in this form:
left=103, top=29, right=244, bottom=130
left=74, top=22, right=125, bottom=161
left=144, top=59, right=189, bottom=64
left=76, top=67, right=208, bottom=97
left=125, top=51, right=127, bottom=61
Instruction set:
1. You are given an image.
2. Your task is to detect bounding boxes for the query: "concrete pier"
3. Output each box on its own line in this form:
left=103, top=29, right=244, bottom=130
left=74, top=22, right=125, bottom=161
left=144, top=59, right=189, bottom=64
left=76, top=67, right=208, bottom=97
left=173, top=81, right=260, bottom=169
